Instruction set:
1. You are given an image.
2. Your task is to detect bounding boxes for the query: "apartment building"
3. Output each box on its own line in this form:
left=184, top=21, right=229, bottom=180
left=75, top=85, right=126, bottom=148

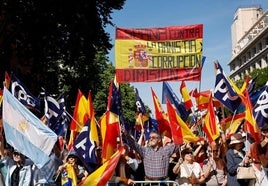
left=229, top=5, right=268, bottom=81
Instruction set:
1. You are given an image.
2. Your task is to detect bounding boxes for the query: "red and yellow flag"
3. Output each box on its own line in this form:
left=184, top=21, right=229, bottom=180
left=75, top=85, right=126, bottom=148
left=220, top=113, right=245, bottom=138
left=79, top=147, right=124, bottom=186
left=87, top=92, right=99, bottom=142
left=99, top=111, right=120, bottom=163
left=151, top=88, right=172, bottom=138
left=3, top=71, right=11, bottom=89
left=115, top=25, right=203, bottom=82
left=165, top=96, right=200, bottom=143
left=68, top=90, right=90, bottom=149
left=166, top=98, right=183, bottom=145
left=230, top=77, right=261, bottom=143
left=202, top=93, right=220, bottom=143
left=180, top=81, right=193, bottom=110
left=191, top=89, right=221, bottom=110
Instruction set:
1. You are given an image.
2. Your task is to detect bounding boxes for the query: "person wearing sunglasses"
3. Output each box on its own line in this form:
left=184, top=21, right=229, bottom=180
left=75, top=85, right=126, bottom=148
left=0, top=149, right=33, bottom=186
left=0, top=132, right=33, bottom=186
left=173, top=148, right=206, bottom=186
left=202, top=141, right=227, bottom=186
left=123, top=130, right=179, bottom=183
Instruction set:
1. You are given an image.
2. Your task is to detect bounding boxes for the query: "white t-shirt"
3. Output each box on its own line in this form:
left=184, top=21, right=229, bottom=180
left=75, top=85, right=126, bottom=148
left=178, top=162, right=204, bottom=186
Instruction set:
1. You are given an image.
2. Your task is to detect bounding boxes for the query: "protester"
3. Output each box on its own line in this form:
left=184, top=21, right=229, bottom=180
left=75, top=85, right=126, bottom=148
left=168, top=151, right=179, bottom=182
left=193, top=140, right=208, bottom=168
left=0, top=133, right=33, bottom=186
left=202, top=141, right=227, bottom=186
left=173, top=148, right=206, bottom=186
left=123, top=130, right=178, bottom=182
left=57, top=150, right=88, bottom=185
left=261, top=124, right=268, bottom=148
left=248, top=142, right=268, bottom=186
left=226, top=133, right=251, bottom=186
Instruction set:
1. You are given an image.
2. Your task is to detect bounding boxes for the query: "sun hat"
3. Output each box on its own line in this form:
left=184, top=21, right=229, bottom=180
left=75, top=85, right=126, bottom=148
left=229, top=133, right=245, bottom=145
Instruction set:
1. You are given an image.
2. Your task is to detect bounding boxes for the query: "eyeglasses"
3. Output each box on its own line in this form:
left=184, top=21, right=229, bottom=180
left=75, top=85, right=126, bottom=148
left=149, top=136, right=159, bottom=140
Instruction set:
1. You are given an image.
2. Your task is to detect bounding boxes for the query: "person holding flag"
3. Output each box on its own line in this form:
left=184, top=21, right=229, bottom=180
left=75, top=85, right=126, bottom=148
left=123, top=128, right=179, bottom=182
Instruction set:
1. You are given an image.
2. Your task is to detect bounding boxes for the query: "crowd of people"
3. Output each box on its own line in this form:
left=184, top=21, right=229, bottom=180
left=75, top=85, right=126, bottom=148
left=116, top=123, right=268, bottom=186
left=0, top=121, right=268, bottom=186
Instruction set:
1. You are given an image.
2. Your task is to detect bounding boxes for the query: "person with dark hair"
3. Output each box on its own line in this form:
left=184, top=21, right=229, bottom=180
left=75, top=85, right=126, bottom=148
left=0, top=134, right=33, bottom=186
left=203, top=141, right=227, bottom=186
left=173, top=148, right=206, bottom=186
left=57, top=150, right=88, bottom=185
left=248, top=142, right=268, bottom=186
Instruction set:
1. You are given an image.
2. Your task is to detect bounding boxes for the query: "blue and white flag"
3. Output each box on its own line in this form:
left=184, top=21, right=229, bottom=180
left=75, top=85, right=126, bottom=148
left=44, top=93, right=68, bottom=136
left=135, top=88, right=146, bottom=114
left=253, top=81, right=268, bottom=128
left=214, top=62, right=241, bottom=112
left=11, top=74, right=40, bottom=111
left=2, top=88, right=57, bottom=168
left=162, top=81, right=189, bottom=121
left=73, top=119, right=97, bottom=172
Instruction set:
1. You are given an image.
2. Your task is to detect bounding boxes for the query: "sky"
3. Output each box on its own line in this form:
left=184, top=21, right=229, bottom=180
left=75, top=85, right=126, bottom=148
left=105, top=0, right=268, bottom=114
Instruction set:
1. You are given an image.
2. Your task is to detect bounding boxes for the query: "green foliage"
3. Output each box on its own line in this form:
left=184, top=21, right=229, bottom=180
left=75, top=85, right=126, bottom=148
left=234, top=66, right=268, bottom=91
left=0, top=0, right=126, bottom=112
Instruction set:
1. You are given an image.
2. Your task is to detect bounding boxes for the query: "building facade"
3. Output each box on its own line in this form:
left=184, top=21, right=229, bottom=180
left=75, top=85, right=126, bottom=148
left=229, top=6, right=268, bottom=81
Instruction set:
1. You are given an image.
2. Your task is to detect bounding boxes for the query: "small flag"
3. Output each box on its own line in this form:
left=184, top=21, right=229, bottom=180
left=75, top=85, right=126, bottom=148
left=11, top=74, right=40, bottom=111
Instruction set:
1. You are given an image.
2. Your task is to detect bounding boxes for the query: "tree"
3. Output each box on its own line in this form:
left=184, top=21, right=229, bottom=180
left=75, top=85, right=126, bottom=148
left=0, top=0, right=125, bottom=110
left=234, top=66, right=268, bottom=91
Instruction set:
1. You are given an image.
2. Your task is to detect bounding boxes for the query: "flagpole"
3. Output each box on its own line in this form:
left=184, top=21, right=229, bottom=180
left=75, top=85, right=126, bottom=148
left=65, top=111, right=84, bottom=131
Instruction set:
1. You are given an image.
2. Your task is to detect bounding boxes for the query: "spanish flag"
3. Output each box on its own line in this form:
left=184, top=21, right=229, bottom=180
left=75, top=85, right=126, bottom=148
left=166, top=98, right=183, bottom=145
left=166, top=97, right=200, bottom=143
left=202, top=93, right=220, bottom=143
left=151, top=88, right=172, bottom=138
left=230, top=77, right=261, bottom=143
left=180, top=81, right=193, bottom=110
left=78, top=147, right=124, bottom=186
left=68, top=90, right=90, bottom=149
left=220, top=113, right=245, bottom=138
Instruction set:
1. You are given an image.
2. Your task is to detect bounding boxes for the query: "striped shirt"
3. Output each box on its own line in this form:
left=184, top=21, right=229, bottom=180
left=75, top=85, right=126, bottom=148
left=125, top=134, right=177, bottom=178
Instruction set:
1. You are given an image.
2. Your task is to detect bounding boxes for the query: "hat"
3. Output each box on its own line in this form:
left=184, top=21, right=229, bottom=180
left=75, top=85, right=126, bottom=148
left=261, top=124, right=268, bottom=131
left=229, top=133, right=245, bottom=145
left=67, top=151, right=78, bottom=159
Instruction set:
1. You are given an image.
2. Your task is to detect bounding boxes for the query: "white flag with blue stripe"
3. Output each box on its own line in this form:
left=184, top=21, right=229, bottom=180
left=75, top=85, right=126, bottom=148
left=2, top=88, right=57, bottom=168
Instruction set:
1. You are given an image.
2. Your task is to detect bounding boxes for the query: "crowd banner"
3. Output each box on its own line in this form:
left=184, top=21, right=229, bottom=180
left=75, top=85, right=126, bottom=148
left=115, top=24, right=203, bottom=82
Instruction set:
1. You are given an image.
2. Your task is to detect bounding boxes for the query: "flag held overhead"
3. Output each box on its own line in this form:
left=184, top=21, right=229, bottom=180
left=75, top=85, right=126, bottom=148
left=2, top=88, right=57, bottom=168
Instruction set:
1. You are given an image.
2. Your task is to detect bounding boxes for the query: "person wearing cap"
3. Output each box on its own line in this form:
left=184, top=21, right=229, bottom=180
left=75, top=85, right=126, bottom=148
left=173, top=148, right=206, bottom=186
left=226, top=133, right=251, bottom=186
left=57, top=150, right=88, bottom=185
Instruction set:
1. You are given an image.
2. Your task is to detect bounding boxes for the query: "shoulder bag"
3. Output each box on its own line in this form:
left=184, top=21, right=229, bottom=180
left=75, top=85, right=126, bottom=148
left=237, top=166, right=256, bottom=179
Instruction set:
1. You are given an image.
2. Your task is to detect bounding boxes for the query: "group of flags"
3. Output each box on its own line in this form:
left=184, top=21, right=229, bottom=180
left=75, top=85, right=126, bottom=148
left=1, top=58, right=268, bottom=185
left=0, top=72, right=124, bottom=186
